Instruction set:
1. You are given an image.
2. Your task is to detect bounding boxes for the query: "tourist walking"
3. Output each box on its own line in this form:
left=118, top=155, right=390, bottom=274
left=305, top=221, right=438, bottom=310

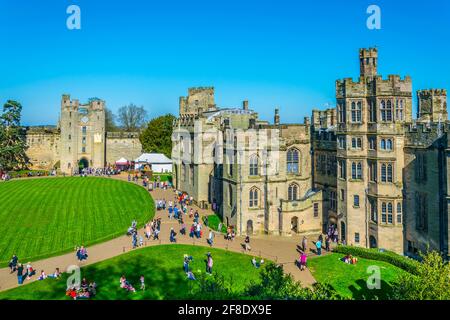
left=170, top=228, right=177, bottom=243
left=8, top=254, right=18, bottom=273
left=206, top=253, right=213, bottom=275
left=140, top=275, right=145, bottom=291
left=299, top=252, right=307, bottom=271
left=325, top=235, right=331, bottom=252
left=244, top=235, right=251, bottom=251
left=17, top=263, right=24, bottom=285
left=207, top=230, right=214, bottom=247
left=316, top=239, right=322, bottom=256
left=302, top=236, right=308, bottom=253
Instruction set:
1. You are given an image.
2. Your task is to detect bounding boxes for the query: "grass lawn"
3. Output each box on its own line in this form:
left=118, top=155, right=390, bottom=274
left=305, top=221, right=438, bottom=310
left=0, top=177, right=154, bottom=265
left=0, top=244, right=262, bottom=300
left=308, top=253, right=405, bottom=299
left=203, top=214, right=227, bottom=233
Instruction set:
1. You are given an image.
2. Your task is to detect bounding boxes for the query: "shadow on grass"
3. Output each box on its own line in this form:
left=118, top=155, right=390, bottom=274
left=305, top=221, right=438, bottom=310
left=348, top=279, right=395, bottom=300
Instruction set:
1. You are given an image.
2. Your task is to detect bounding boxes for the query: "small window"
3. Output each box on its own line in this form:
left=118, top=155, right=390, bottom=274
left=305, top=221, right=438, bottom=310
left=313, top=203, right=319, bottom=217
left=340, top=189, right=345, bottom=201
left=354, top=195, right=360, bottom=207
left=355, top=233, right=360, bottom=243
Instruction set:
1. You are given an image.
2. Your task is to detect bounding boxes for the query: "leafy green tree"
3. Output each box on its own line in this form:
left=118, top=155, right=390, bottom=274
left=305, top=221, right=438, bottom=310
left=140, top=114, right=176, bottom=158
left=392, top=250, right=450, bottom=300
left=0, top=100, right=29, bottom=171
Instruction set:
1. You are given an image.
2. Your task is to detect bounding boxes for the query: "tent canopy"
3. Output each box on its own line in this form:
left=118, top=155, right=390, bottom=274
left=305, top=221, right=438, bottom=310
left=115, top=157, right=130, bottom=164
left=134, top=153, right=172, bottom=164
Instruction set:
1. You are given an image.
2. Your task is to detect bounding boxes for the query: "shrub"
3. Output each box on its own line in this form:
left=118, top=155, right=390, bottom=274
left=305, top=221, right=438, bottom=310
left=333, top=245, right=419, bottom=275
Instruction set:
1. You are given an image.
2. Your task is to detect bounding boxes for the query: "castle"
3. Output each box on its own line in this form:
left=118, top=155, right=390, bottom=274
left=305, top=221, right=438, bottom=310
left=25, top=95, right=142, bottom=173
left=172, top=48, right=450, bottom=258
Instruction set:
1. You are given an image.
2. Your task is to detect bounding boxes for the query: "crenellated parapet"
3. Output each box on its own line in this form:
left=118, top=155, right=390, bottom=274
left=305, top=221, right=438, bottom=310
left=405, top=121, right=448, bottom=148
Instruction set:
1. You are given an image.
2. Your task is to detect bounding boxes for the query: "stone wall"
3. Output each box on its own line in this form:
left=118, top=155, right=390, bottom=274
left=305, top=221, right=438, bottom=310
left=105, top=132, right=143, bottom=165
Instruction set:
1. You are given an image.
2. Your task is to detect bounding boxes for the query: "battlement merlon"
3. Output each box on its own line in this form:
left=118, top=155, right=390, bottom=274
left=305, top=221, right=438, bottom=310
left=359, top=47, right=378, bottom=78
left=417, top=89, right=447, bottom=97
left=188, top=87, right=215, bottom=96
left=61, top=94, right=79, bottom=109
left=336, top=75, right=412, bottom=98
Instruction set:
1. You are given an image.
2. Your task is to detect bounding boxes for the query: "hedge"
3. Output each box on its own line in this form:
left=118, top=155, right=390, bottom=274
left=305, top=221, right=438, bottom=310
left=9, top=170, right=49, bottom=178
left=333, top=245, right=420, bottom=275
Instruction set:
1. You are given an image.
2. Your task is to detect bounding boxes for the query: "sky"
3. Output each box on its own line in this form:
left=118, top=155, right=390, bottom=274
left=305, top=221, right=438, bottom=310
left=0, top=0, right=449, bottom=126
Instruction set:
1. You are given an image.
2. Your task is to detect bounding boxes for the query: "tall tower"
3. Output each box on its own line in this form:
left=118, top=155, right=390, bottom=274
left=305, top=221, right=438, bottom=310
left=59, top=95, right=106, bottom=174
left=417, top=89, right=448, bottom=122
left=359, top=48, right=378, bottom=78
left=334, top=48, right=411, bottom=254
left=179, top=87, right=216, bottom=115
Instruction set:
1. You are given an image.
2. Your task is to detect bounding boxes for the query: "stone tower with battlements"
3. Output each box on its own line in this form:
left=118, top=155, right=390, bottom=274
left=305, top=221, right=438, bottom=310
left=179, top=87, right=217, bottom=115
left=417, top=89, right=448, bottom=122
left=59, top=94, right=106, bottom=173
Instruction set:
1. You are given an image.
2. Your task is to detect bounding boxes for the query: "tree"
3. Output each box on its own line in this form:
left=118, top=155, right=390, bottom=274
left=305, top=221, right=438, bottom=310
left=140, top=114, right=176, bottom=158
left=0, top=100, right=29, bottom=171
left=392, top=250, right=450, bottom=300
left=105, top=108, right=117, bottom=132
left=117, top=103, right=148, bottom=132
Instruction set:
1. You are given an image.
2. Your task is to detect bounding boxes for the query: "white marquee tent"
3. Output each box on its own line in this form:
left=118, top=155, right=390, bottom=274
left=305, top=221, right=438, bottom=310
left=134, top=153, right=173, bottom=173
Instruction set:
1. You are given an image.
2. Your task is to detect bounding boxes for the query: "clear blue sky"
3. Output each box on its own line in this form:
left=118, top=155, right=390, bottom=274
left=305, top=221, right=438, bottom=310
left=0, top=0, right=449, bottom=125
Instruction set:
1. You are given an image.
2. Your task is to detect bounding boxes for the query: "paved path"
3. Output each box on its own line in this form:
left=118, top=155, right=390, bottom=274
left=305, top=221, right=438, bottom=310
left=0, top=175, right=323, bottom=293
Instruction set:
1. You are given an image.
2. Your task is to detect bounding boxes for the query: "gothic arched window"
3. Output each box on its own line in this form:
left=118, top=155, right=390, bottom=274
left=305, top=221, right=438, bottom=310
left=288, top=183, right=299, bottom=201
left=287, top=148, right=299, bottom=174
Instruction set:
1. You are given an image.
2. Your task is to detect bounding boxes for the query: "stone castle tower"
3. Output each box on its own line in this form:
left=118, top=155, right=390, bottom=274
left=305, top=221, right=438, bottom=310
left=179, top=87, right=217, bottom=115
left=59, top=94, right=106, bottom=173
left=417, top=89, right=448, bottom=122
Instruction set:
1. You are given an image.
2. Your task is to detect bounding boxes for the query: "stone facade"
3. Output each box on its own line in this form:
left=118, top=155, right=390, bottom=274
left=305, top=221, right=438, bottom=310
left=25, top=95, right=142, bottom=174
left=173, top=88, right=323, bottom=237
left=173, top=48, right=450, bottom=258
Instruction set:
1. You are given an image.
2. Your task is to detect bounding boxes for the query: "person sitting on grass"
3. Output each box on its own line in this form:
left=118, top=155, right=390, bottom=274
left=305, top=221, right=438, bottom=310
left=341, top=254, right=358, bottom=265
left=120, top=275, right=136, bottom=292
left=25, top=262, right=35, bottom=280
left=187, top=271, right=196, bottom=280
left=48, top=268, right=61, bottom=279
left=37, top=270, right=47, bottom=281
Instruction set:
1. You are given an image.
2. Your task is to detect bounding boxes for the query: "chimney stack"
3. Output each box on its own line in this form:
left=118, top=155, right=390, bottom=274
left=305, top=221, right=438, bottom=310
left=274, top=108, right=280, bottom=125
left=243, top=100, right=249, bottom=111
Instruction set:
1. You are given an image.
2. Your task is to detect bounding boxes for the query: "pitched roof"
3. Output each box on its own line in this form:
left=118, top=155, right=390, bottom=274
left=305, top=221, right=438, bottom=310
left=135, top=153, right=172, bottom=164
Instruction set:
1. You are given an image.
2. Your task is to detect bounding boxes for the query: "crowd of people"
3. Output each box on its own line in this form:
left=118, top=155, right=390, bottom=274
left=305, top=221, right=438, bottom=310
left=76, top=246, right=88, bottom=261
left=8, top=254, right=61, bottom=285
left=77, top=167, right=121, bottom=177
left=66, top=278, right=97, bottom=300
left=1, top=172, right=11, bottom=181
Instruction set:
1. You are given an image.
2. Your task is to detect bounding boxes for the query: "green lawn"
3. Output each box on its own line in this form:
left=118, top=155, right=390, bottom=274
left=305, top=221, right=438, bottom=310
left=0, top=177, right=154, bottom=265
left=0, top=245, right=262, bottom=300
left=203, top=214, right=226, bottom=233
left=308, top=253, right=405, bottom=299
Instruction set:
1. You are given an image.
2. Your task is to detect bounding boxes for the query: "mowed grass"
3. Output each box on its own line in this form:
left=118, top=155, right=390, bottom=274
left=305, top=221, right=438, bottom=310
left=308, top=253, right=405, bottom=299
left=0, top=245, right=262, bottom=300
left=0, top=177, right=154, bottom=265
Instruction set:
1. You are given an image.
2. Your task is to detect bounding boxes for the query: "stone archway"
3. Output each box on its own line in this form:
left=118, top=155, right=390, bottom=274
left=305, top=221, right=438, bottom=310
left=246, top=219, right=254, bottom=235
left=369, top=235, right=377, bottom=248
left=291, top=216, right=299, bottom=233
left=78, top=158, right=89, bottom=170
